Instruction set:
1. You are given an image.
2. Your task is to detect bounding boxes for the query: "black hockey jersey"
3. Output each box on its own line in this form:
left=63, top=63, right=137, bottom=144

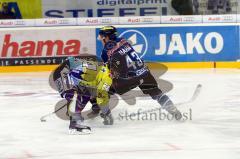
left=101, top=38, right=148, bottom=79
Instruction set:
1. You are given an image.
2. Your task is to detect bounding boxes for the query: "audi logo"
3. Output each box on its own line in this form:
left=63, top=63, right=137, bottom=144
left=15, top=20, right=25, bottom=26
left=100, top=18, right=112, bottom=24
left=58, top=20, right=69, bottom=24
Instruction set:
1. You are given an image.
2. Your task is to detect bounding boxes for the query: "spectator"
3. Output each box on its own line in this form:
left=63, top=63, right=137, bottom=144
left=208, top=0, right=231, bottom=14
left=171, top=0, right=193, bottom=15
left=0, top=2, right=17, bottom=19
left=193, top=0, right=200, bottom=14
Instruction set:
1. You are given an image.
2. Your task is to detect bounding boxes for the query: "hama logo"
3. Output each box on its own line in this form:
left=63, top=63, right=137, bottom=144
left=0, top=34, right=81, bottom=58
left=119, top=30, right=148, bottom=58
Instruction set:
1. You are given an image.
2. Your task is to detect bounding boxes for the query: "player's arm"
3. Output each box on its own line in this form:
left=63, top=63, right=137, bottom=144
left=101, top=49, right=109, bottom=63
left=95, top=65, right=112, bottom=106
left=52, top=59, right=76, bottom=101
left=78, top=62, right=98, bottom=87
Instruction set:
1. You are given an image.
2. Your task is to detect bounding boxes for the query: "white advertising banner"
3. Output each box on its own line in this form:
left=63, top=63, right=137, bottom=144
left=0, top=27, right=96, bottom=59
left=77, top=17, right=118, bottom=25
left=118, top=16, right=161, bottom=24
left=161, top=15, right=202, bottom=23
left=202, top=14, right=237, bottom=23
left=35, top=18, right=77, bottom=26
left=0, top=19, right=35, bottom=28
left=42, top=0, right=178, bottom=18
left=237, top=14, right=240, bottom=22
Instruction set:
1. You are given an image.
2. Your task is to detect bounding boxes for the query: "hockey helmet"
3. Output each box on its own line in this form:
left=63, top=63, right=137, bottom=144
left=99, top=26, right=118, bottom=40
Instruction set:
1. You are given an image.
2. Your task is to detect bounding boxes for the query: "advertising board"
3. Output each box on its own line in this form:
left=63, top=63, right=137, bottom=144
left=96, top=25, right=239, bottom=62
left=0, top=27, right=96, bottom=66
left=42, top=0, right=177, bottom=18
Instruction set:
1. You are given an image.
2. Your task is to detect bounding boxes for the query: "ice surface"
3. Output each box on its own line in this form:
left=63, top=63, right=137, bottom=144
left=0, top=69, right=240, bottom=159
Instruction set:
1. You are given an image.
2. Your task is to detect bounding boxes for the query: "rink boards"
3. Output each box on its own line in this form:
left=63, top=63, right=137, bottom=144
left=0, top=23, right=240, bottom=72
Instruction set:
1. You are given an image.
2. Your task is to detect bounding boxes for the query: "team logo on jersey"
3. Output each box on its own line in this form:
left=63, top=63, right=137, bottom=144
left=119, top=30, right=148, bottom=58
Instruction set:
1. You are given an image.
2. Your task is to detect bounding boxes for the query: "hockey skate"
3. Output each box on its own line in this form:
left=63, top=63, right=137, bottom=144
left=87, top=104, right=100, bottom=119
left=165, top=106, right=182, bottom=120
left=156, top=94, right=182, bottom=120
left=69, top=114, right=91, bottom=135
left=100, top=110, right=114, bottom=125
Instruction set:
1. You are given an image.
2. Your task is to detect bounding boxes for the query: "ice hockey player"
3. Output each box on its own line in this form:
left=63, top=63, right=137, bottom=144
left=53, top=56, right=113, bottom=134
left=97, top=26, right=182, bottom=120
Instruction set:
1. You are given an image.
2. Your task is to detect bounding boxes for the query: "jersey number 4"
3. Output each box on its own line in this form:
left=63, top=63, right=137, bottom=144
left=126, top=52, right=143, bottom=69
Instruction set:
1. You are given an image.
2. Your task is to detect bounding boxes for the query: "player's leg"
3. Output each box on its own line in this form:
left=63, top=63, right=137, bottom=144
left=97, top=90, right=114, bottom=125
left=90, top=98, right=100, bottom=114
left=100, top=104, right=113, bottom=125
left=69, top=94, right=91, bottom=134
left=86, top=97, right=101, bottom=118
left=111, top=77, right=140, bottom=95
left=138, top=71, right=182, bottom=120
left=95, top=65, right=114, bottom=125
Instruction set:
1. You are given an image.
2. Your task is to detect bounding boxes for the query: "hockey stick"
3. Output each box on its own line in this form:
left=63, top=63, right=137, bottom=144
left=42, top=85, right=202, bottom=122
left=175, top=84, right=202, bottom=106
left=40, top=102, right=68, bottom=122
left=117, top=84, right=202, bottom=119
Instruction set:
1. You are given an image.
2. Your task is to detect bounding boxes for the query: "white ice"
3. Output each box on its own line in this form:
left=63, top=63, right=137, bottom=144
left=0, top=69, right=240, bottom=159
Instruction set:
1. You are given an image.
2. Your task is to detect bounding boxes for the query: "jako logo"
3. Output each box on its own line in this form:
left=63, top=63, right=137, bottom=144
left=155, top=32, right=224, bottom=55
left=119, top=30, right=148, bottom=58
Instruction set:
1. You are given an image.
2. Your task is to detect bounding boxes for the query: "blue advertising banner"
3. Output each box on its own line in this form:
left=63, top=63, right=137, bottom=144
left=96, top=25, right=239, bottom=62
left=42, top=0, right=175, bottom=18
